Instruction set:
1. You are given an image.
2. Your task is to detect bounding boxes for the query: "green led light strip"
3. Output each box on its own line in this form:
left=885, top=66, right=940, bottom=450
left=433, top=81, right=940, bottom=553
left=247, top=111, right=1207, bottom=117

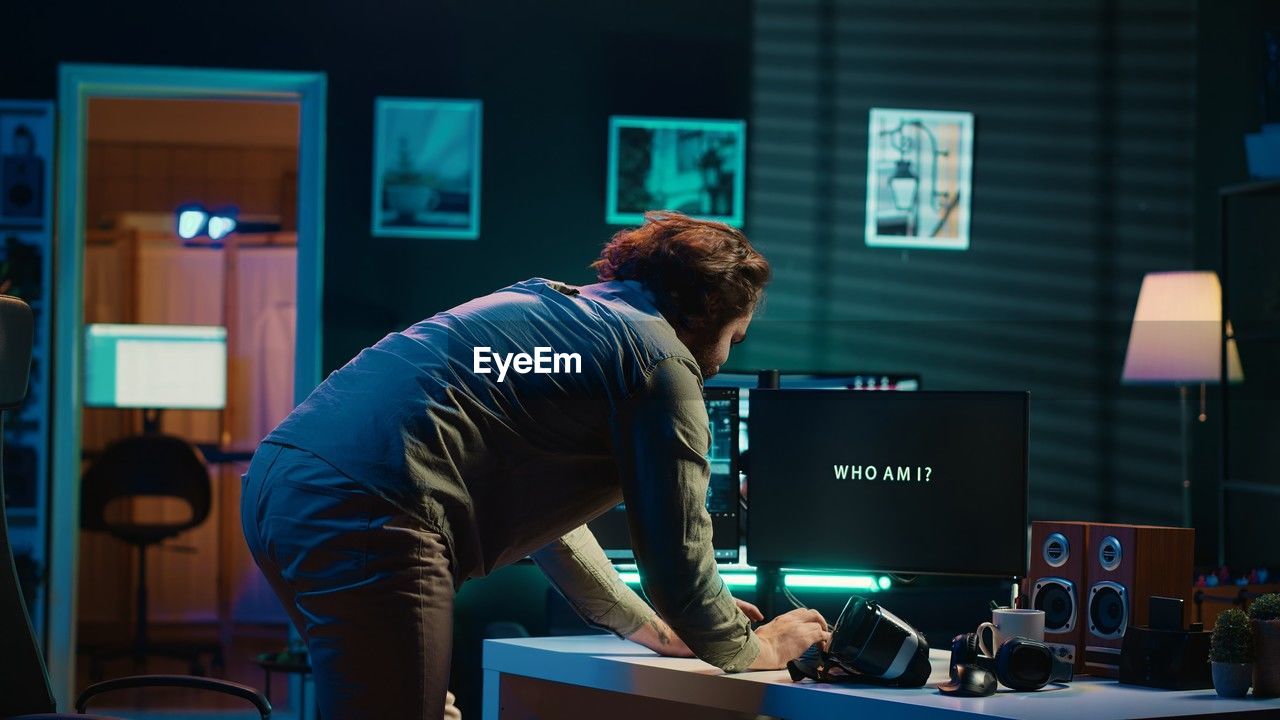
left=617, top=572, right=891, bottom=591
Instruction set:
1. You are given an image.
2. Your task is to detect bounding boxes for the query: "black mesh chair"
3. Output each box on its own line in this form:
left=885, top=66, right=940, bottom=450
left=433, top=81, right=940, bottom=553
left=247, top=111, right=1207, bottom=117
left=80, top=433, right=223, bottom=677
left=0, top=295, right=270, bottom=719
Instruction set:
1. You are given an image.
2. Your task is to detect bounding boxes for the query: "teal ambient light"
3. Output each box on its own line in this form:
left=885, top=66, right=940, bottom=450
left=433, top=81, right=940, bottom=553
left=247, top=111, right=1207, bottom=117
left=617, top=571, right=889, bottom=592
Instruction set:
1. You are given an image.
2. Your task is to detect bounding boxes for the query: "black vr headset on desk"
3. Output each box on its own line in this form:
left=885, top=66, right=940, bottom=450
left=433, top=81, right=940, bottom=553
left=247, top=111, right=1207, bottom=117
left=787, top=596, right=933, bottom=688
left=786, top=595, right=1074, bottom=697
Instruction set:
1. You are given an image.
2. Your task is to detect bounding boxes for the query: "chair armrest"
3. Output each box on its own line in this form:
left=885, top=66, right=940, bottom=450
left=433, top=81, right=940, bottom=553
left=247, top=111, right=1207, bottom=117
left=75, top=674, right=272, bottom=718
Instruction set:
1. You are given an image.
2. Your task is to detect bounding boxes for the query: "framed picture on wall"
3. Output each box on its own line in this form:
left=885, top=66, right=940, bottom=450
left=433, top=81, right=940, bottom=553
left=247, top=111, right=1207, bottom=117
left=865, top=108, right=974, bottom=250
left=606, top=116, right=746, bottom=227
left=372, top=98, right=482, bottom=240
left=0, top=106, right=52, bottom=226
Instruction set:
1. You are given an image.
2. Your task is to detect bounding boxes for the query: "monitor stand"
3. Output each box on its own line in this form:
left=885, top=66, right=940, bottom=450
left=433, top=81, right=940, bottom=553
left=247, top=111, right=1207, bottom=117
left=756, top=563, right=782, bottom=620
left=141, top=408, right=164, bottom=435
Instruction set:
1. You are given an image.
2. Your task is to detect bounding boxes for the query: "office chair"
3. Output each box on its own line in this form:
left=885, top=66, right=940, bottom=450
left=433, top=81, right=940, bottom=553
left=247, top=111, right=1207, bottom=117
left=80, top=432, right=223, bottom=678
left=0, top=295, right=270, bottom=719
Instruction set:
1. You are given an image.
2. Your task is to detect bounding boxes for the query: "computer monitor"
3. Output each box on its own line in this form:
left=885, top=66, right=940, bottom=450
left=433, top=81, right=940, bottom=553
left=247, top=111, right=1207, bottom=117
left=747, top=390, right=1028, bottom=579
left=589, top=385, right=740, bottom=563
left=705, top=370, right=922, bottom=452
left=781, top=372, right=920, bottom=392
left=83, top=324, right=227, bottom=410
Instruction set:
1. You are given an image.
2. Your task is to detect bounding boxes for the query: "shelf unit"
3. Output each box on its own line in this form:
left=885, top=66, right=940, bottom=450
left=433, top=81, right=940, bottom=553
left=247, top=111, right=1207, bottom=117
left=1217, top=179, right=1280, bottom=567
left=1, top=100, right=55, bottom=643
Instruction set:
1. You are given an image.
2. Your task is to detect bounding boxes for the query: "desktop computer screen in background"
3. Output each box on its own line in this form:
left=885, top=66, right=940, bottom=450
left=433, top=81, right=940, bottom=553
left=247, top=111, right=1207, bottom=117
left=588, top=386, right=741, bottom=563
left=83, top=324, right=228, bottom=410
left=705, top=371, right=921, bottom=453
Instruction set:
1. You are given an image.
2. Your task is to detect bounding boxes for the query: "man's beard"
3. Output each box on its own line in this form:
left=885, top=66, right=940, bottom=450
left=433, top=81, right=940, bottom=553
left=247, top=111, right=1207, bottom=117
left=682, top=329, right=721, bottom=378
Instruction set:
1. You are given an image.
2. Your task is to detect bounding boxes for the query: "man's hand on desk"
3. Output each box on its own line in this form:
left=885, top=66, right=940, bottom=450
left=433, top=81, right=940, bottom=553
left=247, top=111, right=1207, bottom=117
left=748, top=608, right=831, bottom=671
left=626, top=615, right=696, bottom=657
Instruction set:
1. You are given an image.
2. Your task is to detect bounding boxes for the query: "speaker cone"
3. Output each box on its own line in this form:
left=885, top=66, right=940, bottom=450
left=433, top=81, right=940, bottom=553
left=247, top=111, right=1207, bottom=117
left=1033, top=579, right=1075, bottom=632
left=1088, top=582, right=1128, bottom=638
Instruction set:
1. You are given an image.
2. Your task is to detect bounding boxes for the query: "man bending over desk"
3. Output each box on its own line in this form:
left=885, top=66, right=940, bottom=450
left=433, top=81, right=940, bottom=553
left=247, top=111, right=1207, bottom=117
left=241, top=211, right=831, bottom=719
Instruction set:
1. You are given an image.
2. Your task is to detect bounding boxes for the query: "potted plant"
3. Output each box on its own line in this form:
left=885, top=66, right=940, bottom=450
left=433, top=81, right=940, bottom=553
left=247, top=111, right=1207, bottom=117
left=1249, top=592, right=1280, bottom=698
left=1210, top=608, right=1254, bottom=698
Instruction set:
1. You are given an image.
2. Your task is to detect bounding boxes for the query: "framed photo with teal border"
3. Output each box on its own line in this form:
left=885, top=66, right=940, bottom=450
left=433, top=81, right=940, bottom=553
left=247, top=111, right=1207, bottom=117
left=865, top=108, right=973, bottom=250
left=606, top=116, right=746, bottom=227
left=372, top=97, right=481, bottom=240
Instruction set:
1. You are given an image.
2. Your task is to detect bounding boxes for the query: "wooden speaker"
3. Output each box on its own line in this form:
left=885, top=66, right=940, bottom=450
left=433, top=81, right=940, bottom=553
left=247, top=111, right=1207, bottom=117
left=1023, top=521, right=1089, bottom=673
left=1083, top=523, right=1194, bottom=678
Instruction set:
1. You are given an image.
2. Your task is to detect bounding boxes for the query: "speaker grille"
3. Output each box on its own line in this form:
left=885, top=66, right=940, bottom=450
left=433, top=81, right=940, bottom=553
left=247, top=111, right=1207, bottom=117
left=1098, top=535, right=1122, bottom=571
left=1088, top=582, right=1128, bottom=639
left=1042, top=532, right=1070, bottom=568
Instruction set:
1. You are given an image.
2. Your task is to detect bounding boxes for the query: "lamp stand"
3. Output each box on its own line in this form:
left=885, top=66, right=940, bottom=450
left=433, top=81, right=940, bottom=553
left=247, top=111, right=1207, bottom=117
left=1179, top=385, right=1191, bottom=528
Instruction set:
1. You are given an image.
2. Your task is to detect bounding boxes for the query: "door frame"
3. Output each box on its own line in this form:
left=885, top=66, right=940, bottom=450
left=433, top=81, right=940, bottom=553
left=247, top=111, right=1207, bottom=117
left=51, top=63, right=326, bottom=707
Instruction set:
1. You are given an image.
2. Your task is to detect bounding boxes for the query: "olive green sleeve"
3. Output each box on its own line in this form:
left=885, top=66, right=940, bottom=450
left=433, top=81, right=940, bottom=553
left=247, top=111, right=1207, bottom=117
left=612, top=357, right=761, bottom=672
left=530, top=524, right=656, bottom=638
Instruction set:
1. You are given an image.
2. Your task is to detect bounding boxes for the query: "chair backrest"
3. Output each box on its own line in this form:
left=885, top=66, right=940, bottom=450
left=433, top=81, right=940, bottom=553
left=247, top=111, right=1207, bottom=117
left=81, top=434, right=212, bottom=535
left=0, top=295, right=58, bottom=716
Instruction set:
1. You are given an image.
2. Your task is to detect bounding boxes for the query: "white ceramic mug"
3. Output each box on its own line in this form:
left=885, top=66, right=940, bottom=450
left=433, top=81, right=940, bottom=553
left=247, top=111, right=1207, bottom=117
left=977, top=609, right=1045, bottom=656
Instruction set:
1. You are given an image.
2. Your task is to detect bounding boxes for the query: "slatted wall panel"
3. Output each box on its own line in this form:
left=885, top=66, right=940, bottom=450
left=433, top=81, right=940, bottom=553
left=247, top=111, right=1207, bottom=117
left=744, top=0, right=1197, bottom=523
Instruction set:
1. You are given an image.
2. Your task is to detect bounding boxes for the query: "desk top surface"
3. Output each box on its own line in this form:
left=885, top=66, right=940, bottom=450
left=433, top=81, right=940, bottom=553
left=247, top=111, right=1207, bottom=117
left=483, top=635, right=1280, bottom=720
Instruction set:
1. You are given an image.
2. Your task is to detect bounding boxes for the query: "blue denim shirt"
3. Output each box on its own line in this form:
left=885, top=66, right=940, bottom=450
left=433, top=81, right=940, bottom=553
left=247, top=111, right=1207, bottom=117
left=265, top=278, right=760, bottom=671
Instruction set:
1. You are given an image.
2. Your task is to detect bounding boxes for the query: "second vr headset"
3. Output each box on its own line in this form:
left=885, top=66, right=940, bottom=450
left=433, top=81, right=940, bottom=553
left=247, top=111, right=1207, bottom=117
left=940, top=632, right=1074, bottom=697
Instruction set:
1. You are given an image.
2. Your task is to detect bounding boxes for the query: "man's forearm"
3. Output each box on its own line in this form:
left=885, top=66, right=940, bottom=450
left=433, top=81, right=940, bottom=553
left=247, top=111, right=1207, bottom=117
left=626, top=614, right=694, bottom=657
left=530, top=524, right=655, bottom=637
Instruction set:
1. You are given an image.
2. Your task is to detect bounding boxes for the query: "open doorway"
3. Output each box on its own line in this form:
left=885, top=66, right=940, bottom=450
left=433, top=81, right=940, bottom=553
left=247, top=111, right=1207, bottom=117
left=52, top=65, right=325, bottom=715
left=77, top=95, right=299, bottom=703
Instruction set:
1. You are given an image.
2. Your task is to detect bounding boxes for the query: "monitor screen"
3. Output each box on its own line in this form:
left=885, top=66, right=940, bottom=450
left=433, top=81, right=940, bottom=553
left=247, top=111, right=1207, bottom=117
left=84, top=324, right=228, bottom=410
left=705, top=371, right=921, bottom=452
left=589, top=386, right=740, bottom=563
left=747, top=390, right=1028, bottom=578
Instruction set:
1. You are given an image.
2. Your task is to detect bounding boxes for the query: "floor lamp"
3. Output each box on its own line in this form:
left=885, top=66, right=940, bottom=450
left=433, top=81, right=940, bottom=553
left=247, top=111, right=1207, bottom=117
left=1121, top=271, right=1243, bottom=528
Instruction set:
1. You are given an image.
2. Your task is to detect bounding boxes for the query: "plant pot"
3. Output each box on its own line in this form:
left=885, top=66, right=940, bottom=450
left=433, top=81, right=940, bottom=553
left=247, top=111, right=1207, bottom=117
left=1212, top=662, right=1253, bottom=698
left=386, top=183, right=439, bottom=221
left=1254, top=619, right=1280, bottom=698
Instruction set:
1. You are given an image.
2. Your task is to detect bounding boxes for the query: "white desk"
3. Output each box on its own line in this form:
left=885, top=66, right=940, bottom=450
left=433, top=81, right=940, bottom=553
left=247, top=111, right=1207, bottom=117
left=482, top=635, right=1280, bottom=720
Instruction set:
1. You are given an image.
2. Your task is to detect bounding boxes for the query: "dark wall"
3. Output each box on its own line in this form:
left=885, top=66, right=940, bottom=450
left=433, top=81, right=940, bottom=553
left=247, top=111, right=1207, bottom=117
left=1193, top=0, right=1280, bottom=568
left=0, top=0, right=751, bottom=371
left=741, top=0, right=1199, bottom=534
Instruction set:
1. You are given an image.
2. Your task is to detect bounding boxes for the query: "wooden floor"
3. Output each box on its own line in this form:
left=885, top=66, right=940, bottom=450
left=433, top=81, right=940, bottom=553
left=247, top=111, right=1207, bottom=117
left=74, top=622, right=306, bottom=717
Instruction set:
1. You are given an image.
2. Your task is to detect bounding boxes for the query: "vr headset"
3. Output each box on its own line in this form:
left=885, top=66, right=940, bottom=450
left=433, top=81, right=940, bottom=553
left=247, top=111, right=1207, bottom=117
left=787, top=596, right=931, bottom=688
left=940, top=632, right=1074, bottom=697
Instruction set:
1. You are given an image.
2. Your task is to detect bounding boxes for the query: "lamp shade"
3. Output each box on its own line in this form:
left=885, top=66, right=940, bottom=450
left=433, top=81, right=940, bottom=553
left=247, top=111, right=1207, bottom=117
left=1122, top=271, right=1243, bottom=384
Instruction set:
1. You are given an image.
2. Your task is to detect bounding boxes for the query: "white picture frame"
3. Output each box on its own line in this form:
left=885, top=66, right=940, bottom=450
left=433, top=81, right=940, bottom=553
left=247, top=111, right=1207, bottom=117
left=865, top=108, right=974, bottom=250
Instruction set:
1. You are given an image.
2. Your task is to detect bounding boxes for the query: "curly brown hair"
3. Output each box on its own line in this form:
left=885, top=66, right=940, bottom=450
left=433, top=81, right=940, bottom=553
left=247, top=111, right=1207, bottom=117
left=591, top=211, right=771, bottom=332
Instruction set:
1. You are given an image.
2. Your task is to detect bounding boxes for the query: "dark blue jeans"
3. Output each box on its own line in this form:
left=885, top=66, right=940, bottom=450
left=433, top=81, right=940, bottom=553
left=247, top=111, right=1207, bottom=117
left=241, top=442, right=455, bottom=719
